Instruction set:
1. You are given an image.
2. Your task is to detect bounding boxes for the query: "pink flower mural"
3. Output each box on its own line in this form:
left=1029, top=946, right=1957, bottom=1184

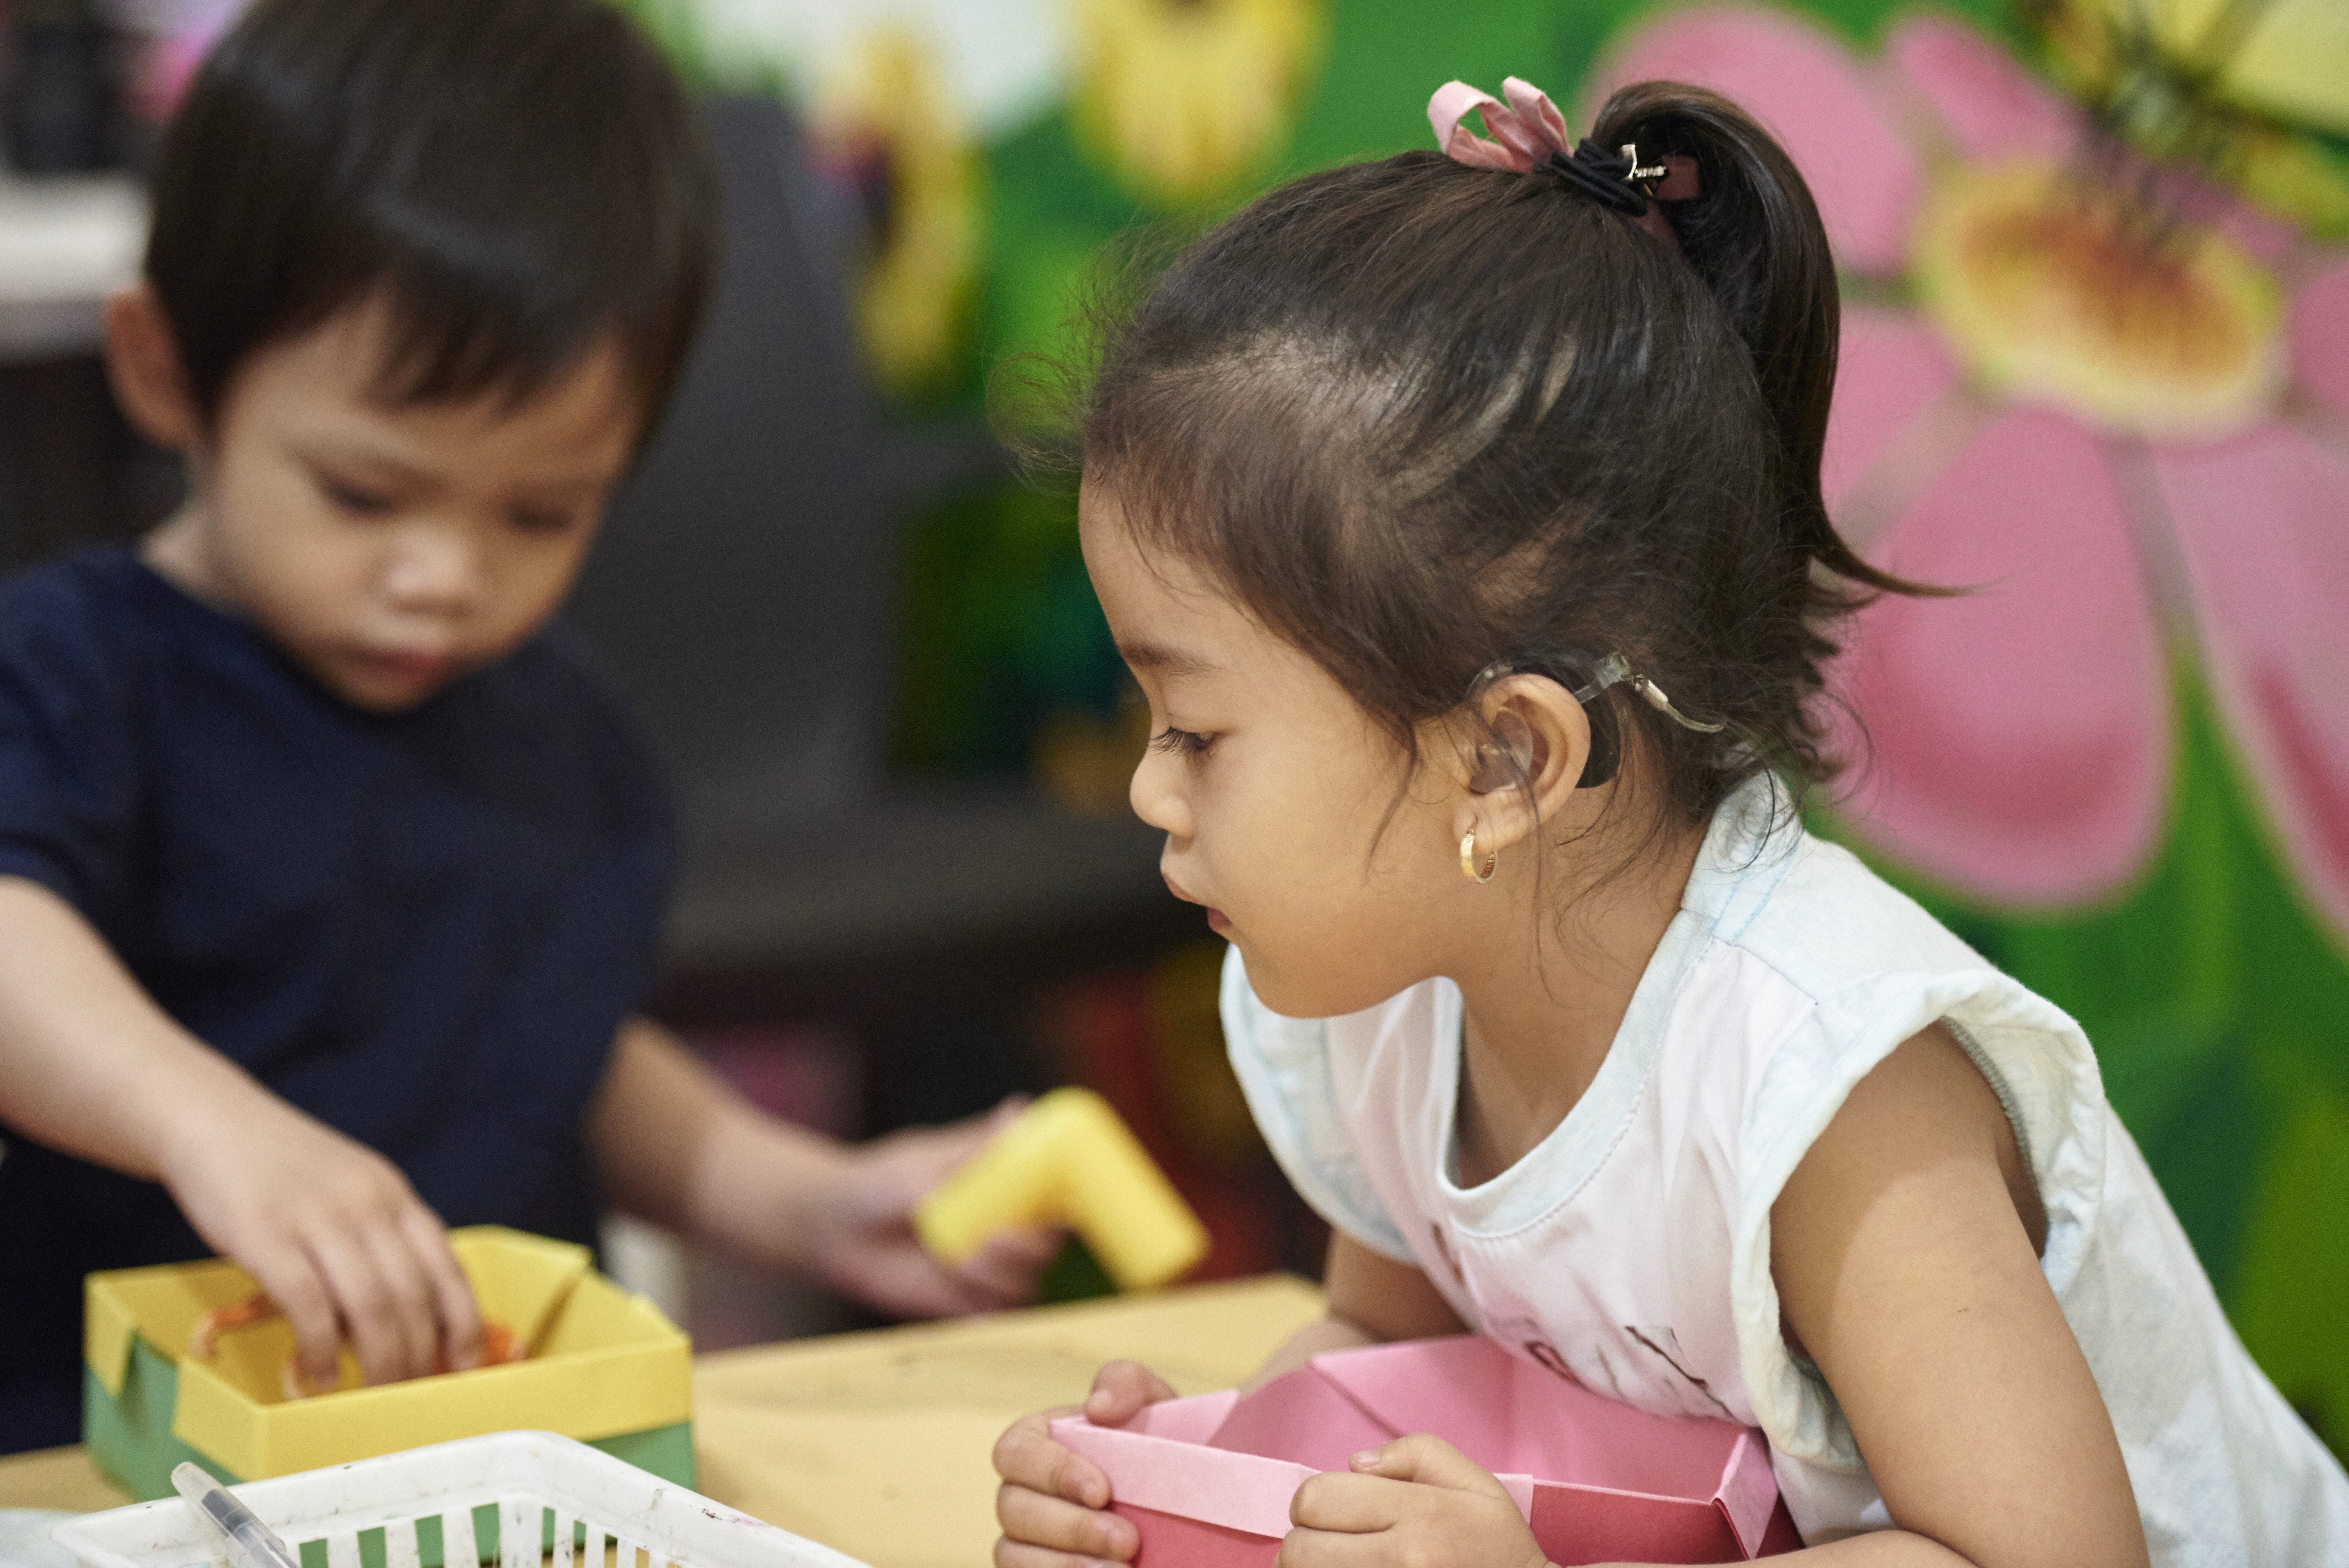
left=1595, top=7, right=2349, bottom=938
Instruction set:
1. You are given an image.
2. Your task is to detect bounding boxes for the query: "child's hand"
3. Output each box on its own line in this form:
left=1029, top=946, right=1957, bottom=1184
left=993, top=1360, right=1177, bottom=1568
left=1282, top=1436, right=1548, bottom=1568
left=802, top=1105, right=1061, bottom=1318
left=590, top=1026, right=1057, bottom=1315
left=156, top=1077, right=481, bottom=1393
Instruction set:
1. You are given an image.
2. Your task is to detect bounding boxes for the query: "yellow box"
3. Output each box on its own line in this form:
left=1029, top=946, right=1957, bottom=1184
left=83, top=1226, right=693, bottom=1497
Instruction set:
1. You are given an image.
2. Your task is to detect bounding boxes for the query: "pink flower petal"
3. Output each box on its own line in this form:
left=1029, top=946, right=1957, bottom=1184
left=1590, top=6, right=1921, bottom=274
left=1830, top=408, right=2170, bottom=905
left=1884, top=14, right=2083, bottom=164
left=2157, top=423, right=2349, bottom=942
left=1822, top=305, right=1959, bottom=513
left=2293, top=257, right=2349, bottom=422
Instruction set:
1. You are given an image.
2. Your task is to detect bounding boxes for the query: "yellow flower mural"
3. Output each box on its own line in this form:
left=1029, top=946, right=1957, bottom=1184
left=1911, top=161, right=2285, bottom=439
left=1071, top=0, right=1322, bottom=207
left=809, top=29, right=984, bottom=397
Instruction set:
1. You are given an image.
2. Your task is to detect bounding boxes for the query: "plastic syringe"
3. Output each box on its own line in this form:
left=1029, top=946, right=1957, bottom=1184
left=171, top=1462, right=302, bottom=1568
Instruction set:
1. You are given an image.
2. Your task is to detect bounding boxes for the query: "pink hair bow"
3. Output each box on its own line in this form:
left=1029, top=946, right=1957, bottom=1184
left=1428, top=77, right=1572, bottom=173
left=1429, top=75, right=1702, bottom=253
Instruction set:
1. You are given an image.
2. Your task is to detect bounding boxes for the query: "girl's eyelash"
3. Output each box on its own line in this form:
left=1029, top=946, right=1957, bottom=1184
left=323, top=479, right=394, bottom=515
left=1150, top=726, right=1215, bottom=758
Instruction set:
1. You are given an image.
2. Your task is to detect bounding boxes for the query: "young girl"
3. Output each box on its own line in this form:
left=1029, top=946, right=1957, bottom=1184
left=990, top=77, right=2349, bottom=1568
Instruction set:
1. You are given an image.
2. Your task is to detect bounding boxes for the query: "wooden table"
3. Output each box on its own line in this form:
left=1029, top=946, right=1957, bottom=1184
left=0, top=1276, right=1326, bottom=1568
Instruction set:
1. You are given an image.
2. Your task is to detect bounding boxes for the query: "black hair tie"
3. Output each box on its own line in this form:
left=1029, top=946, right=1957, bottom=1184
left=1539, top=139, right=1667, bottom=216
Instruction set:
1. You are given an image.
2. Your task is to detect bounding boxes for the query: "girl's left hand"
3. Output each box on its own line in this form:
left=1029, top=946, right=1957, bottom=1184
left=1281, top=1435, right=1549, bottom=1568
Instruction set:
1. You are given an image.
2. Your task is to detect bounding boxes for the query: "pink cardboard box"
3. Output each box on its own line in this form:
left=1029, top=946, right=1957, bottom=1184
left=1052, top=1335, right=1799, bottom=1566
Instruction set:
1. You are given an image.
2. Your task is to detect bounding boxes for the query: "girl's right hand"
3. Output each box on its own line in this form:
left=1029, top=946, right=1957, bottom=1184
left=156, top=1075, right=481, bottom=1393
left=993, top=1360, right=1177, bottom=1568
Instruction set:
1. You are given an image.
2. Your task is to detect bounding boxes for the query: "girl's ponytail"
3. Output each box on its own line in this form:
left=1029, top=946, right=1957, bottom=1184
left=1590, top=83, right=1928, bottom=595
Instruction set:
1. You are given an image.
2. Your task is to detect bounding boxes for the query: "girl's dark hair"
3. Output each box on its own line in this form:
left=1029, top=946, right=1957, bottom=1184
left=1073, top=81, right=1937, bottom=832
left=147, top=0, right=718, bottom=431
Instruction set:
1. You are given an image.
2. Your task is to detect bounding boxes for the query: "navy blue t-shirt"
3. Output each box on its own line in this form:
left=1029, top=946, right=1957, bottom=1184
left=0, top=547, right=672, bottom=1449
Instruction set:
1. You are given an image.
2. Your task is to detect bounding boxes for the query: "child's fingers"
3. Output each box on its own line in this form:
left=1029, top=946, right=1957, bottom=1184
left=992, top=1533, right=1123, bottom=1568
left=359, top=1222, right=442, bottom=1381
left=1349, top=1434, right=1515, bottom=1499
left=401, top=1207, right=481, bottom=1369
left=905, top=1096, right=1035, bottom=1194
left=1084, top=1360, right=1177, bottom=1425
left=1275, top=1526, right=1392, bottom=1568
left=884, top=1115, right=1001, bottom=1196
left=994, top=1483, right=1137, bottom=1561
left=305, top=1226, right=412, bottom=1386
left=243, top=1242, right=340, bottom=1393
left=991, top=1410, right=1109, bottom=1507
left=959, top=1227, right=1063, bottom=1304
left=1291, top=1444, right=1543, bottom=1568
left=983, top=1224, right=1066, bottom=1272
left=1289, top=1472, right=1401, bottom=1534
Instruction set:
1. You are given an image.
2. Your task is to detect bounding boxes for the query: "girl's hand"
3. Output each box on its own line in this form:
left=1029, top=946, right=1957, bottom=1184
left=156, top=1075, right=480, bottom=1393
left=993, top=1360, right=1177, bottom=1568
left=1282, top=1436, right=1546, bottom=1568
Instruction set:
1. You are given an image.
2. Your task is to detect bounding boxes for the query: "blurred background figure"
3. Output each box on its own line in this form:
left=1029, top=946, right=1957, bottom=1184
left=1, top=0, right=2342, bottom=1458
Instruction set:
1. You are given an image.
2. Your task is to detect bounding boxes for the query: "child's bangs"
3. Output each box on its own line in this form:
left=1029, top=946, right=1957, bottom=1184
left=147, top=0, right=715, bottom=429
left=352, top=269, right=640, bottom=417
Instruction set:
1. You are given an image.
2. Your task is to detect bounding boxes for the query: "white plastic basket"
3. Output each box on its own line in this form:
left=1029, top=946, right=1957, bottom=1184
left=51, top=1433, right=864, bottom=1568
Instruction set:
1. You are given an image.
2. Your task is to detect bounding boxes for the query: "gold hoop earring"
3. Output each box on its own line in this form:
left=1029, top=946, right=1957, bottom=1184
left=1461, top=830, right=1497, bottom=884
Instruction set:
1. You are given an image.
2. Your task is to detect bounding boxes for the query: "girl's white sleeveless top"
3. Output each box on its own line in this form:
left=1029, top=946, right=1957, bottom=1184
left=1224, top=779, right=2349, bottom=1563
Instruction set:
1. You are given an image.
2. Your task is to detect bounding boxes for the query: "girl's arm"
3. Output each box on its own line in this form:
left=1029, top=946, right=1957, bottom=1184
left=1281, top=1027, right=2147, bottom=1568
left=994, top=1231, right=1465, bottom=1568
left=586, top=1017, right=1056, bottom=1317
left=0, top=875, right=481, bottom=1391
left=1762, top=1025, right=2148, bottom=1568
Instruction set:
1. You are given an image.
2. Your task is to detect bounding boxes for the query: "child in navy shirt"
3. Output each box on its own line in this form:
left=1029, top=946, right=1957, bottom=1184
left=0, top=0, right=1051, bottom=1449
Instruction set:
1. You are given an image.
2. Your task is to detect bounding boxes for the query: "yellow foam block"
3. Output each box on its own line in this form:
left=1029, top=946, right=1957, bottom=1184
left=914, top=1088, right=1210, bottom=1290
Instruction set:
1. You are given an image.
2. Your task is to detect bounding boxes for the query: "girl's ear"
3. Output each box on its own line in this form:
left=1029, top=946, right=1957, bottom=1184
left=1454, top=672, right=1593, bottom=855
left=103, top=285, right=203, bottom=452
